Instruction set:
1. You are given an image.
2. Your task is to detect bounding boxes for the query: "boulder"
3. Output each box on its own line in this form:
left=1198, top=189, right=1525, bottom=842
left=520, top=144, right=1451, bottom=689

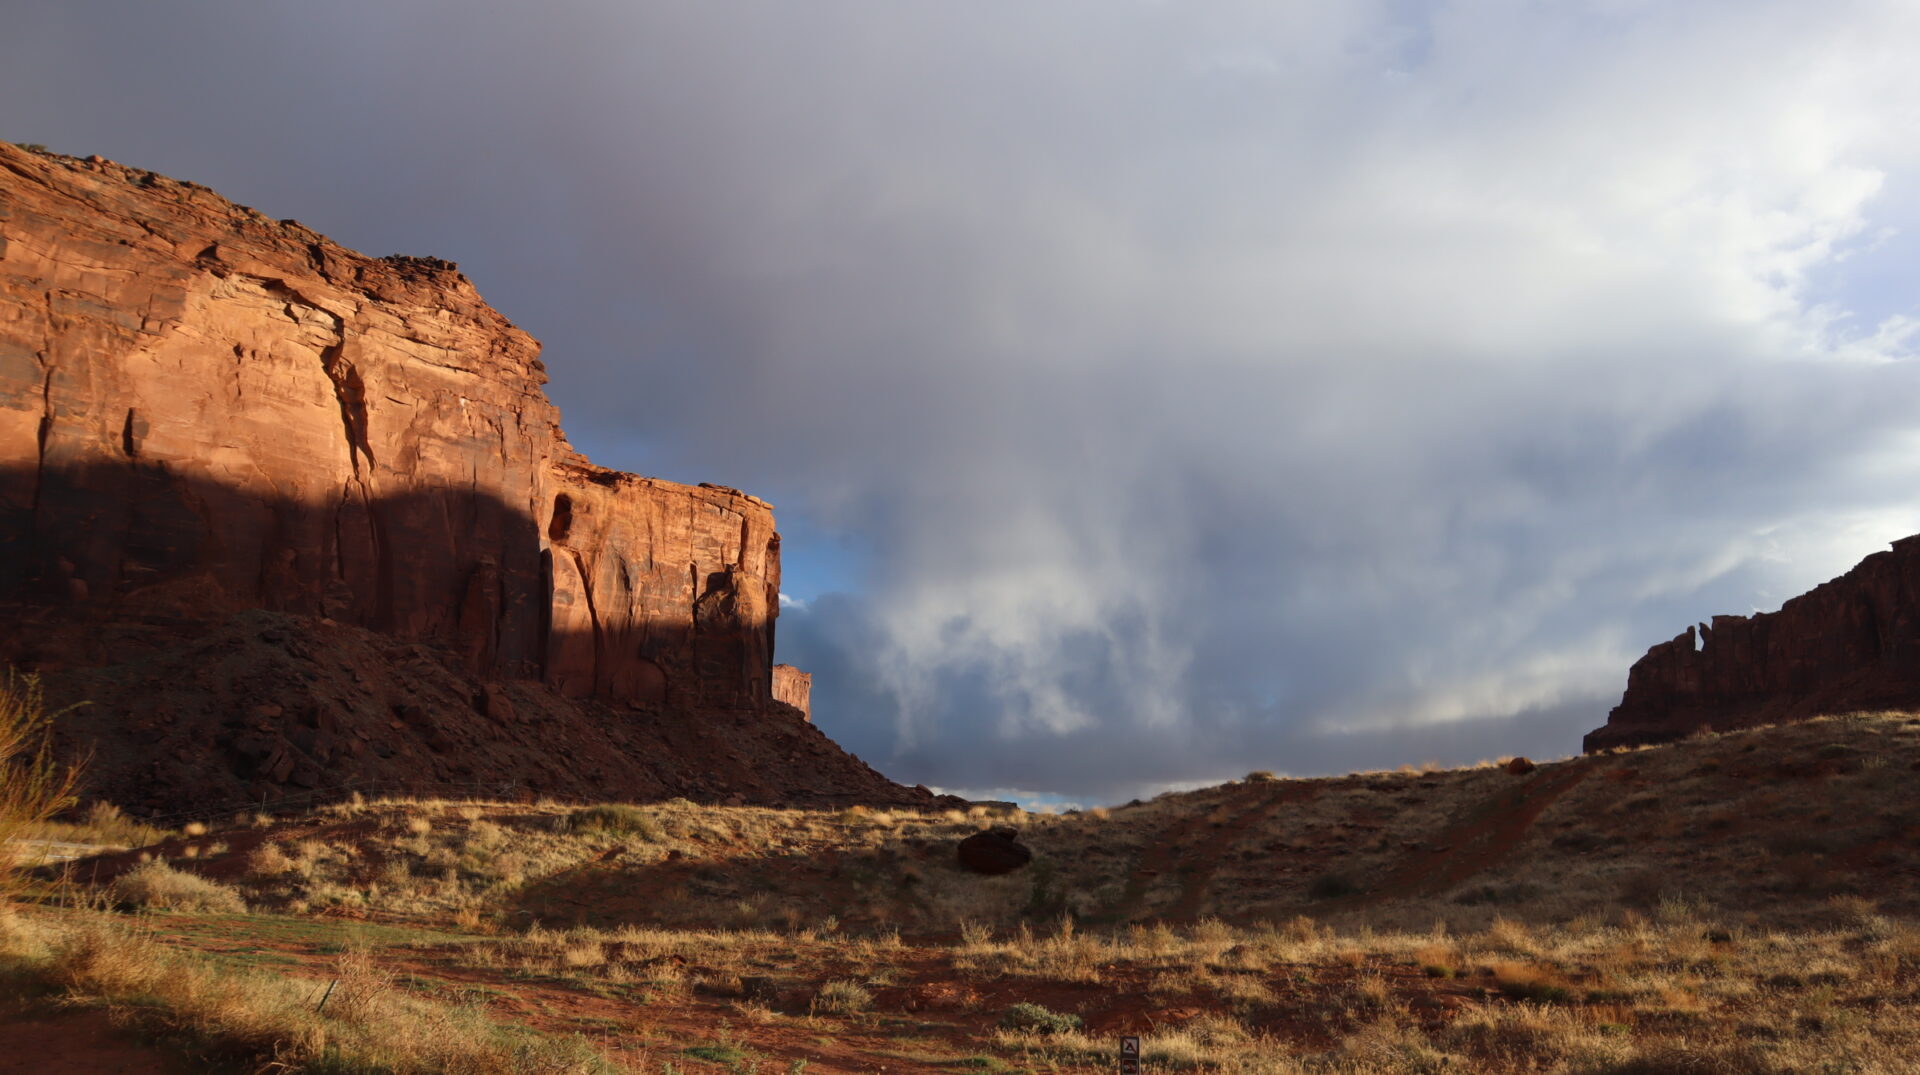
left=1505, top=756, right=1537, bottom=775
left=957, top=826, right=1032, bottom=875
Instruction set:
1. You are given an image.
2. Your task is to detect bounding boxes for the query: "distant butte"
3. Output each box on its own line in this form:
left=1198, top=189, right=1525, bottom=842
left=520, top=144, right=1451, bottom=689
left=0, top=141, right=944, bottom=813
left=1587, top=535, right=1920, bottom=751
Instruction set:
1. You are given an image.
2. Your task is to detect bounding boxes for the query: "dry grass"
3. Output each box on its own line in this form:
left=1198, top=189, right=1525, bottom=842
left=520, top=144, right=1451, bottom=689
left=21, top=800, right=170, bottom=850
left=8, top=913, right=614, bottom=1073
left=109, top=861, right=247, bottom=913
left=0, top=670, right=83, bottom=889
left=970, top=908, right=1920, bottom=1073
left=19, top=709, right=1920, bottom=1072
left=72, top=712, right=1919, bottom=943
left=813, top=978, right=873, bottom=1014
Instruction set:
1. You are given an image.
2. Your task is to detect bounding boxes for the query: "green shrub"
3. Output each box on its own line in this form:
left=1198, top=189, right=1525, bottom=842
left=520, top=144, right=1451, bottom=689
left=998, top=1002, right=1083, bottom=1035
left=566, top=805, right=661, bottom=840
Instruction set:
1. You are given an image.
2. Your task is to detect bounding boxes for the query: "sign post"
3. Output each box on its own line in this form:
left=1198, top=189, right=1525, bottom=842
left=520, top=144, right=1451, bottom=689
left=1119, top=1035, right=1141, bottom=1074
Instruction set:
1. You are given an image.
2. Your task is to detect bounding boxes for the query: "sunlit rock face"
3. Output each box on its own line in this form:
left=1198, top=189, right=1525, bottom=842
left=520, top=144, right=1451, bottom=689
left=773, top=665, right=812, bottom=721
left=1587, top=536, right=1920, bottom=751
left=0, top=142, right=781, bottom=713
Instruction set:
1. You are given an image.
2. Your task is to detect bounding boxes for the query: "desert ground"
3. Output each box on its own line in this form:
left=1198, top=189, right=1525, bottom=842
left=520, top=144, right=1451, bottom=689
left=1, top=711, right=1916, bottom=1073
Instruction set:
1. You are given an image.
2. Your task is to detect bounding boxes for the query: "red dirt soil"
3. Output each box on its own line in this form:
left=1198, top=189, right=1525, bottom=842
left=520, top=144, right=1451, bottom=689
left=0, top=1002, right=198, bottom=1074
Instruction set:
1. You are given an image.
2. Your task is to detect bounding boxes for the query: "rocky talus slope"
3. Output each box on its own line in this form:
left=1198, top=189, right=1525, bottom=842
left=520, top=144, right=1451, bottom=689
left=0, top=142, right=936, bottom=812
left=1586, top=535, right=1920, bottom=750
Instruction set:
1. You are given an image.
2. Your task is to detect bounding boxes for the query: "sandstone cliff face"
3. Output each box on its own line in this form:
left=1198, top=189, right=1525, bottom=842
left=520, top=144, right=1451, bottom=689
left=1586, top=536, right=1920, bottom=751
left=541, top=463, right=778, bottom=710
left=0, top=143, right=921, bottom=812
left=0, top=142, right=776, bottom=711
left=773, top=665, right=812, bottom=721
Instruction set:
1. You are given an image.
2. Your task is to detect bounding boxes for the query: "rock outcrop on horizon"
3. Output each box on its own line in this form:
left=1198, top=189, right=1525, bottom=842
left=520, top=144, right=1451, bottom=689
left=1585, top=535, right=1920, bottom=751
left=0, top=142, right=934, bottom=813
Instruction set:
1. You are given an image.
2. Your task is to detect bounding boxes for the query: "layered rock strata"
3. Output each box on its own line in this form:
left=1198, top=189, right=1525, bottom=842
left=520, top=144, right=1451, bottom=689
left=0, top=143, right=927, bottom=811
left=773, top=665, right=812, bottom=721
left=1586, top=535, right=1920, bottom=751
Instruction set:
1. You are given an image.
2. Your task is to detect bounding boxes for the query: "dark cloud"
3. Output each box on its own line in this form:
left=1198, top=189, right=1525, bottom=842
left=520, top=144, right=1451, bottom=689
left=7, top=2, right=1920, bottom=801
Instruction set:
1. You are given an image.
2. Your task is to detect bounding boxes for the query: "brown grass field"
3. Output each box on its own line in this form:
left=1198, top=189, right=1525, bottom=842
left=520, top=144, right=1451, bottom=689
left=4, top=711, right=1920, bottom=1072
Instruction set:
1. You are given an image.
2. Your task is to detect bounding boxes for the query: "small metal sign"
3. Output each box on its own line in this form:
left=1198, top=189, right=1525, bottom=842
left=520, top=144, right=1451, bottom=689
left=1119, top=1036, right=1141, bottom=1073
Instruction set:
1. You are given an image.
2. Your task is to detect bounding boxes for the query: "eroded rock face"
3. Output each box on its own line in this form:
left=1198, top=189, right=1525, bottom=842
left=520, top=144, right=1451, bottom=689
left=1586, top=535, right=1920, bottom=751
left=541, top=464, right=779, bottom=710
left=0, top=143, right=919, bottom=811
left=0, top=143, right=778, bottom=711
left=773, top=665, right=812, bottom=721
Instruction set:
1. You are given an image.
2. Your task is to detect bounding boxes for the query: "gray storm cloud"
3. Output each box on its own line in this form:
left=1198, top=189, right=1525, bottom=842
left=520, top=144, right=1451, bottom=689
left=7, top=1, right=1920, bottom=800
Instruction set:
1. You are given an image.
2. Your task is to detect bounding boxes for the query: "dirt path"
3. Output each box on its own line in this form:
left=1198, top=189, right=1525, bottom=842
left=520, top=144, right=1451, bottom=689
left=1165, top=784, right=1320, bottom=921
left=1343, top=759, right=1596, bottom=907
left=1112, top=782, right=1321, bottom=923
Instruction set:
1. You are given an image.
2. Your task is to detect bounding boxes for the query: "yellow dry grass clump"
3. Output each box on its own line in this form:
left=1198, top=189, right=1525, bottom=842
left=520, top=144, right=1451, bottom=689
left=109, top=861, right=247, bottom=914
left=0, top=670, right=82, bottom=890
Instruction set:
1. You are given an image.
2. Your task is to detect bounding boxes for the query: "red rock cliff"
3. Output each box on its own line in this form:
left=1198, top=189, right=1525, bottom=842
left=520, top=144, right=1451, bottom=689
left=1586, top=535, right=1920, bottom=751
left=773, top=665, right=812, bottom=721
left=0, top=142, right=779, bottom=712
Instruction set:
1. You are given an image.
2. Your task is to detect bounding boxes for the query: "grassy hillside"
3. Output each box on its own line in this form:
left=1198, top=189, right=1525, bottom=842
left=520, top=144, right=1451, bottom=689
left=7, top=712, right=1920, bottom=1072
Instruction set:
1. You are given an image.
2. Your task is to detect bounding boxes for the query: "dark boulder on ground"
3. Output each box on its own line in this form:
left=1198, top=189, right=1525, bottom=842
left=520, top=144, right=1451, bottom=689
left=957, top=826, right=1033, bottom=875
left=1505, top=756, right=1538, bottom=775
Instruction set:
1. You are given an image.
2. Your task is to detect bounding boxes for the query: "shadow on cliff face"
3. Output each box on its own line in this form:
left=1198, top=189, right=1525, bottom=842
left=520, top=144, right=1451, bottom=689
left=0, top=461, right=926, bottom=815
left=0, top=459, right=759, bottom=708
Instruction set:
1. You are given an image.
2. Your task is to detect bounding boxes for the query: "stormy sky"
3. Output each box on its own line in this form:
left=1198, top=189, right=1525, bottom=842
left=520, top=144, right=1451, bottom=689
left=7, top=2, right=1920, bottom=803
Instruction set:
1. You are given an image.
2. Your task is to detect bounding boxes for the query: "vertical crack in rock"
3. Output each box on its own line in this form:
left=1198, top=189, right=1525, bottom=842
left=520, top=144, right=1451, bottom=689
left=537, top=549, right=555, bottom=679
left=318, top=338, right=374, bottom=476
left=283, top=293, right=388, bottom=628
left=570, top=548, right=605, bottom=691
left=31, top=291, right=56, bottom=522
left=331, top=484, right=355, bottom=589
left=369, top=485, right=394, bottom=631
